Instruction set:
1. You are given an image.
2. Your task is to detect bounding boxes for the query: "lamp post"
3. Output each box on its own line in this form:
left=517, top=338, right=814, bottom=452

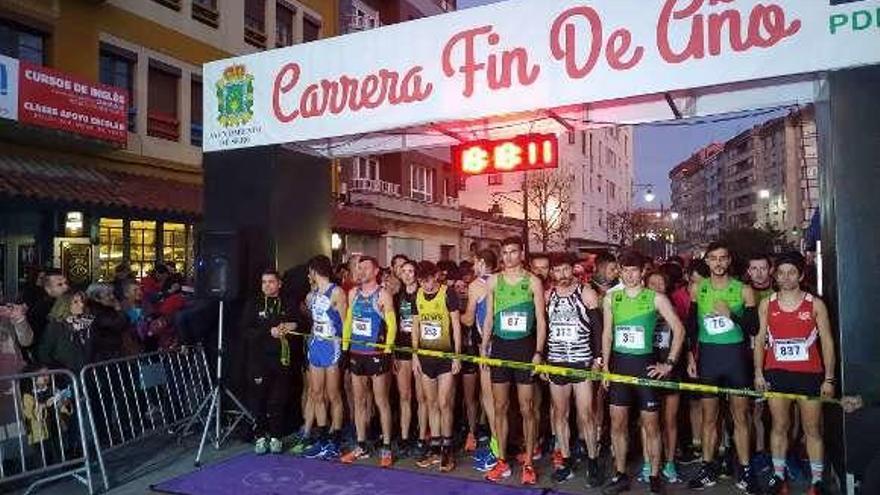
left=633, top=183, right=656, bottom=203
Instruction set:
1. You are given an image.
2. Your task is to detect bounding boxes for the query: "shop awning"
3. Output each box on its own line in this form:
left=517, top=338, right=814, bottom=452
left=0, top=154, right=202, bottom=217
left=332, top=205, right=386, bottom=235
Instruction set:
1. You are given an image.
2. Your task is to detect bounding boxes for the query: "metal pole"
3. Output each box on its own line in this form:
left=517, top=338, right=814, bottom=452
left=215, top=300, right=224, bottom=447
left=522, top=171, right=529, bottom=257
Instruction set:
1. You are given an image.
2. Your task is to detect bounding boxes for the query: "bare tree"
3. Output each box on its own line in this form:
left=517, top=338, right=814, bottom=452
left=606, top=210, right=651, bottom=247
left=525, top=169, right=574, bottom=252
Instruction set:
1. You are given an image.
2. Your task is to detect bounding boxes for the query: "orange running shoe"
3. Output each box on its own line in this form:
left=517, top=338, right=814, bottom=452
left=552, top=449, right=564, bottom=469
left=439, top=449, right=456, bottom=472
left=379, top=447, right=393, bottom=468
left=516, top=447, right=542, bottom=464
left=521, top=464, right=537, bottom=485
left=485, top=458, right=512, bottom=482
left=340, top=446, right=368, bottom=464
left=464, top=432, right=477, bottom=453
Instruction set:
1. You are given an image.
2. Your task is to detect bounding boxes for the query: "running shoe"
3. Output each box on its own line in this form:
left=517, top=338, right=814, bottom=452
left=254, top=437, right=269, bottom=455
left=288, top=434, right=310, bottom=456
left=320, top=440, right=341, bottom=460
left=302, top=440, right=326, bottom=459
left=379, top=446, right=394, bottom=468
left=765, top=475, right=790, bottom=495
left=416, top=450, right=441, bottom=468
left=515, top=446, right=542, bottom=464
left=586, top=457, right=603, bottom=488
left=485, top=458, right=512, bottom=482
left=340, top=445, right=369, bottom=464
left=439, top=449, right=456, bottom=472
left=473, top=451, right=498, bottom=472
left=472, top=445, right=491, bottom=461
left=663, top=461, right=680, bottom=483
left=553, top=463, right=573, bottom=483
left=464, top=432, right=477, bottom=453
left=269, top=437, right=283, bottom=454
left=601, top=472, right=631, bottom=495
left=521, top=464, right=537, bottom=485
left=552, top=449, right=564, bottom=470
left=735, top=464, right=759, bottom=494
left=638, top=461, right=651, bottom=482
left=649, top=475, right=664, bottom=494
left=687, top=461, right=718, bottom=490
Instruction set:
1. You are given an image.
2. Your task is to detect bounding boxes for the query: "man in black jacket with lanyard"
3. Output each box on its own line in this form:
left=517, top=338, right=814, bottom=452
left=243, top=269, right=298, bottom=455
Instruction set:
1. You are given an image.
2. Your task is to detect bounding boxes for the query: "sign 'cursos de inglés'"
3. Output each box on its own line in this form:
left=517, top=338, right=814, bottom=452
left=202, top=0, right=880, bottom=152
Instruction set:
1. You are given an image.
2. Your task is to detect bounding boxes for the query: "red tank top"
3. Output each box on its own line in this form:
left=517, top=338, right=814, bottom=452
left=763, top=293, right=823, bottom=373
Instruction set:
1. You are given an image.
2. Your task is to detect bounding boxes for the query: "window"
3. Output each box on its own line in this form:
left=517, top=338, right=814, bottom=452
left=191, top=77, right=202, bottom=146
left=0, top=20, right=46, bottom=64
left=598, top=208, right=604, bottom=228
left=245, top=0, right=267, bottom=47
left=488, top=174, right=503, bottom=186
left=349, top=0, right=380, bottom=32
left=303, top=16, right=321, bottom=42
left=411, top=164, right=435, bottom=202
left=610, top=182, right=616, bottom=200
left=353, top=156, right=379, bottom=180
left=276, top=2, right=295, bottom=47
left=162, top=223, right=192, bottom=275
left=129, top=220, right=157, bottom=280
left=99, top=45, right=136, bottom=131
left=567, top=132, right=575, bottom=145
left=192, top=0, right=219, bottom=27
left=581, top=131, right=587, bottom=155
left=98, top=218, right=124, bottom=282
left=147, top=62, right=180, bottom=141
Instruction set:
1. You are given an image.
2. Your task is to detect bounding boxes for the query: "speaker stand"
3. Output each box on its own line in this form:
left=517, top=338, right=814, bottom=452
left=190, top=300, right=255, bottom=466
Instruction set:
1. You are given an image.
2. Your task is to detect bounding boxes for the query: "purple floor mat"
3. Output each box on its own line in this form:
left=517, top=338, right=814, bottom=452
left=151, top=453, right=548, bottom=495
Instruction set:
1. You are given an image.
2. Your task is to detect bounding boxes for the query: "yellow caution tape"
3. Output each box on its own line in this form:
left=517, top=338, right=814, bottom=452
left=283, top=330, right=839, bottom=404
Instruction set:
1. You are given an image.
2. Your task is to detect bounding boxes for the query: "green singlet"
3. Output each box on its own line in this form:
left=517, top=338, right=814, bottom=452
left=492, top=273, right=535, bottom=340
left=696, top=277, right=745, bottom=345
left=610, top=288, right=657, bottom=356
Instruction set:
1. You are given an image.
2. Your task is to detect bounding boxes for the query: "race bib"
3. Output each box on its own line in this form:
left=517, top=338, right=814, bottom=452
left=550, top=323, right=578, bottom=343
left=500, top=312, right=528, bottom=333
left=352, top=318, right=372, bottom=337
left=704, top=315, right=735, bottom=335
left=654, top=328, right=671, bottom=349
left=421, top=321, right=442, bottom=341
left=773, top=338, right=809, bottom=362
left=401, top=317, right=413, bottom=334
left=313, top=321, right=333, bottom=338
left=615, top=325, right=645, bottom=350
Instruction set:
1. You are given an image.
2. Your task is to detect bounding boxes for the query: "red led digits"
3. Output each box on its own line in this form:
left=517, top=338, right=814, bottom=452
left=453, top=133, right=558, bottom=176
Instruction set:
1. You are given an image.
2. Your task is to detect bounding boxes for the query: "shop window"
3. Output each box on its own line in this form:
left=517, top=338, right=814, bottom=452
left=147, top=62, right=180, bottom=141
left=98, top=218, right=124, bottom=282
left=0, top=20, right=46, bottom=65
left=99, top=44, right=137, bottom=131
left=130, top=220, right=157, bottom=280
left=163, top=223, right=191, bottom=276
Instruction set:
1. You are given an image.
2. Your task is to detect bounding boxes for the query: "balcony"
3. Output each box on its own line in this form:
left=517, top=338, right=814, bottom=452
left=348, top=179, right=460, bottom=224
left=350, top=178, right=400, bottom=196
left=147, top=111, right=180, bottom=141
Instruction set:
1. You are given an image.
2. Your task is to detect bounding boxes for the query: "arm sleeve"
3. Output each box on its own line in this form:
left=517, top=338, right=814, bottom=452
left=686, top=302, right=699, bottom=349
left=384, top=310, right=397, bottom=354
left=588, top=307, right=603, bottom=359
left=342, top=303, right=353, bottom=351
left=732, top=306, right=759, bottom=336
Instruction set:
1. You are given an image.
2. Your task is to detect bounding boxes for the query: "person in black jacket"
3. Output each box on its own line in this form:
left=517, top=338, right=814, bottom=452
left=26, top=269, right=69, bottom=358
left=85, top=283, right=128, bottom=362
left=243, top=269, right=298, bottom=455
left=37, top=292, right=94, bottom=373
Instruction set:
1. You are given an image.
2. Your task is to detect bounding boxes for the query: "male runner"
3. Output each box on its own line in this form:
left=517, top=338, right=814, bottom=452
left=481, top=237, right=547, bottom=485
left=746, top=253, right=774, bottom=456
left=300, top=256, right=347, bottom=459
left=687, top=242, right=759, bottom=492
left=601, top=251, right=685, bottom=495
left=754, top=252, right=835, bottom=495
left=590, top=252, right=621, bottom=297
left=453, top=269, right=481, bottom=453
left=393, top=260, right=419, bottom=457
left=462, top=249, right=499, bottom=472
left=528, top=253, right=551, bottom=462
left=412, top=261, right=462, bottom=472
left=545, top=253, right=603, bottom=486
left=340, top=256, right=397, bottom=467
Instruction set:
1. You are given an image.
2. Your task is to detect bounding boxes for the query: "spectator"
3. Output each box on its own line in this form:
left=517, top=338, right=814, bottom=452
left=85, top=283, right=128, bottom=361
left=141, top=264, right=171, bottom=311
left=37, top=292, right=94, bottom=373
left=25, top=269, right=69, bottom=355
left=20, top=363, right=73, bottom=466
left=120, top=279, right=147, bottom=354
left=149, top=274, right=187, bottom=350
left=20, top=267, right=46, bottom=310
left=112, top=263, right=135, bottom=303
left=1, top=302, right=34, bottom=443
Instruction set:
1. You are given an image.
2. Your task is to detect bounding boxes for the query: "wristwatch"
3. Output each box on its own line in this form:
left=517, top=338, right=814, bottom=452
left=665, top=358, right=677, bottom=367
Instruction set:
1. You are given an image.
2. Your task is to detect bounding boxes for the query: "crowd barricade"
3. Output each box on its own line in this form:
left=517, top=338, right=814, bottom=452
left=79, top=345, right=213, bottom=491
left=0, top=368, right=95, bottom=494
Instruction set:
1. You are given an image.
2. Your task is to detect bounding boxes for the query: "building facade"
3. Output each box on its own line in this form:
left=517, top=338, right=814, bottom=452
left=670, top=105, right=819, bottom=252
left=0, top=0, right=335, bottom=299
left=458, top=126, right=634, bottom=253
left=331, top=0, right=462, bottom=266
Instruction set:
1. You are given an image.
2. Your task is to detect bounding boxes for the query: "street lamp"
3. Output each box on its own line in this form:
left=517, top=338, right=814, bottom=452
left=670, top=211, right=680, bottom=220
left=759, top=189, right=771, bottom=199
left=634, top=183, right=655, bottom=202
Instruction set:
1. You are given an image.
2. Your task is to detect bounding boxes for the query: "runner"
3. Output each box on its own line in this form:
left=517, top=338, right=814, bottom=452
left=590, top=252, right=621, bottom=297
left=453, top=270, right=481, bottom=454
left=528, top=252, right=551, bottom=463
left=746, top=253, right=774, bottom=457
left=301, top=255, right=346, bottom=460
left=340, top=256, right=397, bottom=467
left=687, top=242, right=759, bottom=493
left=601, top=251, right=685, bottom=495
left=754, top=252, right=835, bottom=495
left=544, top=253, right=603, bottom=487
left=412, top=261, right=462, bottom=473
left=462, top=249, right=499, bottom=472
left=481, top=237, right=547, bottom=485
left=391, top=259, right=420, bottom=458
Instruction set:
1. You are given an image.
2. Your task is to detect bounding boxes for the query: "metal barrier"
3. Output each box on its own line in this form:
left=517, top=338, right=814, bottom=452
left=79, top=345, right=213, bottom=491
left=0, top=368, right=94, bottom=494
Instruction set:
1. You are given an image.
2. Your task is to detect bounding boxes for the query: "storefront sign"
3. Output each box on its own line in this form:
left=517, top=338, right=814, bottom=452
left=203, top=0, right=880, bottom=152
left=18, top=61, right=128, bottom=144
left=0, top=54, right=18, bottom=122
left=454, top=134, right=558, bottom=175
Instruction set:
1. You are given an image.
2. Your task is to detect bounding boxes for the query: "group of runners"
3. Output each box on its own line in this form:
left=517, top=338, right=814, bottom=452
left=247, top=237, right=836, bottom=495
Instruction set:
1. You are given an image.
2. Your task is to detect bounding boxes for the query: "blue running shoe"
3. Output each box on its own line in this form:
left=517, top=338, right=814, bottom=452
left=302, top=440, right=326, bottom=459
left=320, top=440, right=341, bottom=460
left=473, top=451, right=498, bottom=472
left=473, top=445, right=491, bottom=461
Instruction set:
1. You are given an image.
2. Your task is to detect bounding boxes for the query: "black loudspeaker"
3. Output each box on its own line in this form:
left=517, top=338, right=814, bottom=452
left=197, top=230, right=241, bottom=300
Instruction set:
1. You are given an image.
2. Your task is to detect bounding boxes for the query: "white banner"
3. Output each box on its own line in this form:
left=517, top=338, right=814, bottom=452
left=202, top=0, right=880, bottom=152
left=0, top=54, right=19, bottom=122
